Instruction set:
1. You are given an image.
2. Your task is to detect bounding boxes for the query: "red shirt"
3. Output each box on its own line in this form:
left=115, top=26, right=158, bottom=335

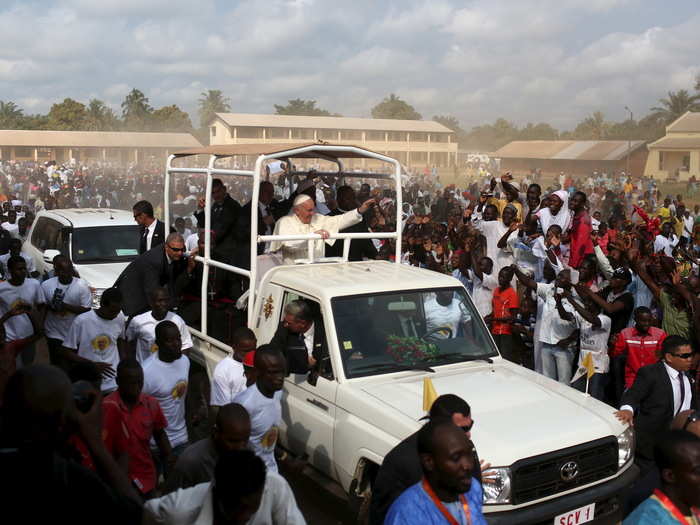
left=611, top=326, right=667, bottom=388
left=491, top=287, right=519, bottom=335
left=103, top=391, right=167, bottom=494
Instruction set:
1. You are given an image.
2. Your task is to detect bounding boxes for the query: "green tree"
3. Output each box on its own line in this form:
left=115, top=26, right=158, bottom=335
left=121, top=88, right=153, bottom=130
left=46, top=98, right=88, bottom=130
left=273, top=98, right=333, bottom=116
left=573, top=111, right=609, bottom=140
left=519, top=122, right=559, bottom=140
left=198, top=89, right=231, bottom=128
left=462, top=118, right=520, bottom=151
left=84, top=99, right=119, bottom=131
left=432, top=115, right=462, bottom=132
left=151, top=105, right=193, bottom=132
left=0, top=101, right=25, bottom=129
left=371, top=94, right=421, bottom=120
left=650, top=89, right=700, bottom=124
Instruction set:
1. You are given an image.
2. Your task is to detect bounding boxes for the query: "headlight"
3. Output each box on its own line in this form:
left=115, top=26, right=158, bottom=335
left=617, top=426, right=634, bottom=468
left=90, top=287, right=104, bottom=309
left=482, top=467, right=512, bottom=504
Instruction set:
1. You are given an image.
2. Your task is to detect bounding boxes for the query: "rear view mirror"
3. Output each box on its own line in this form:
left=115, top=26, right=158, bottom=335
left=388, top=301, right=416, bottom=312
left=42, top=249, right=61, bottom=263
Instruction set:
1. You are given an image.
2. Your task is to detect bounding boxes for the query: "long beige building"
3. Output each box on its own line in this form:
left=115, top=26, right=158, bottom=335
left=208, top=113, right=457, bottom=168
left=0, top=130, right=201, bottom=164
left=644, top=111, right=700, bottom=180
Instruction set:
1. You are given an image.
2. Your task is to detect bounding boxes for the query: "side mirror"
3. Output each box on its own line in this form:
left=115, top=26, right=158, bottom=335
left=42, top=249, right=61, bottom=263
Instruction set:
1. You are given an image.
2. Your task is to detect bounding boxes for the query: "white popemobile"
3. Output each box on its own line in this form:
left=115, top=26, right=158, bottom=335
left=165, top=143, right=637, bottom=525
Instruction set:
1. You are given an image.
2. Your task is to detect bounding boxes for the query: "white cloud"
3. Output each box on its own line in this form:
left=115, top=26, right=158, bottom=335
left=0, top=0, right=696, bottom=131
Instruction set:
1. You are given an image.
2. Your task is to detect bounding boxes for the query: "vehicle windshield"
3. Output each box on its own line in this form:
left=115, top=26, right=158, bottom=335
left=71, top=226, right=140, bottom=263
left=332, top=287, right=498, bottom=378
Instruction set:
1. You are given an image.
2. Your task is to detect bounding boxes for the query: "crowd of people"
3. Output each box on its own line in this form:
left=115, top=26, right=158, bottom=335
left=1, top=155, right=700, bottom=523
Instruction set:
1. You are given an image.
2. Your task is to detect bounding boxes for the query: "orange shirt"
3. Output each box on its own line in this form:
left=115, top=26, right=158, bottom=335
left=492, top=286, right=519, bottom=335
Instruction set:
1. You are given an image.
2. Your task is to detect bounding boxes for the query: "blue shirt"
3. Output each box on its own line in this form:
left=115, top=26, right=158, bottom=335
left=624, top=495, right=692, bottom=525
left=385, top=479, right=487, bottom=525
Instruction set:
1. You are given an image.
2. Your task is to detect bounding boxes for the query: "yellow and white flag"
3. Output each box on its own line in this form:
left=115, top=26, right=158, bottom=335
left=423, top=377, right=438, bottom=412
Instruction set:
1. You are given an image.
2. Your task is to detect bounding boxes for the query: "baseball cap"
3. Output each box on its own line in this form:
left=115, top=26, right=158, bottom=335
left=612, top=267, right=632, bottom=283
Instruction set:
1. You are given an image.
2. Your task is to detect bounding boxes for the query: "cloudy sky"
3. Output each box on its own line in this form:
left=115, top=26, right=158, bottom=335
left=1, top=0, right=698, bottom=130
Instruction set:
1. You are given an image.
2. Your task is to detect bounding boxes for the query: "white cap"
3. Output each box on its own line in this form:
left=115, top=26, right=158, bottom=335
left=293, top=194, right=312, bottom=207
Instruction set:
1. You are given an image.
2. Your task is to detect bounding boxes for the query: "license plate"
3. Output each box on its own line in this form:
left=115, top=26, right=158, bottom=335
left=554, top=503, right=595, bottom=525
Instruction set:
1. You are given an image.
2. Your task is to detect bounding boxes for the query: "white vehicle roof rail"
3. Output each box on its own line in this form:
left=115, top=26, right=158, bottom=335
left=165, top=142, right=402, bottom=328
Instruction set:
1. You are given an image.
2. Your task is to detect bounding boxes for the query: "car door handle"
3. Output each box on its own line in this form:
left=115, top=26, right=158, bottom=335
left=306, top=398, right=328, bottom=411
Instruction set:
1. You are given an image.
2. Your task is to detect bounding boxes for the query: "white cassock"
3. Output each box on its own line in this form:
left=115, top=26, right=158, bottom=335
left=270, top=210, right=363, bottom=264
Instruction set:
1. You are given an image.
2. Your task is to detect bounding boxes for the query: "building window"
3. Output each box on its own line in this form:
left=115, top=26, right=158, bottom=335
left=237, top=127, right=264, bottom=139
left=388, top=132, right=407, bottom=142
left=14, top=147, right=33, bottom=158
left=266, top=127, right=288, bottom=139
left=291, top=128, right=315, bottom=140
left=410, top=151, right=428, bottom=163
left=683, top=154, right=691, bottom=171
left=210, top=126, right=216, bottom=137
left=365, top=131, right=385, bottom=142
left=659, top=152, right=665, bottom=171
left=340, top=130, right=362, bottom=141
left=410, top=133, right=427, bottom=142
left=431, top=133, right=449, bottom=143
left=317, top=129, right=339, bottom=140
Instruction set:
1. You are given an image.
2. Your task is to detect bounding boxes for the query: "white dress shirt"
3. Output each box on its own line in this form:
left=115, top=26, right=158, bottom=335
left=653, top=234, right=679, bottom=257
left=303, top=322, right=315, bottom=357
left=145, top=219, right=158, bottom=251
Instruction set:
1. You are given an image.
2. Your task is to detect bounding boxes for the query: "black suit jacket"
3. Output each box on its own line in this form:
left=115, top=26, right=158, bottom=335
left=113, top=245, right=190, bottom=317
left=324, top=209, right=378, bottom=261
left=139, top=219, right=166, bottom=254
left=235, top=200, right=285, bottom=267
left=621, top=362, right=696, bottom=460
left=194, top=194, right=240, bottom=263
left=269, top=317, right=328, bottom=376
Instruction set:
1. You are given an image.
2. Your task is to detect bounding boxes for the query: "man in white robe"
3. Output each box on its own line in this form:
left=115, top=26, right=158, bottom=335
left=270, top=194, right=375, bottom=264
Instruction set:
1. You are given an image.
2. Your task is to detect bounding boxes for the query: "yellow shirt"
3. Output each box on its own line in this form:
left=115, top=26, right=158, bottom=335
left=488, top=198, right=523, bottom=222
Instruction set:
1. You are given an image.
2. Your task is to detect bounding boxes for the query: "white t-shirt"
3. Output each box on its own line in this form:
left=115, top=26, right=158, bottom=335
left=185, top=232, right=199, bottom=253
left=63, top=310, right=126, bottom=392
left=574, top=311, right=612, bottom=373
left=535, top=282, right=577, bottom=345
left=468, top=270, right=497, bottom=317
left=0, top=252, right=36, bottom=277
left=41, top=277, right=91, bottom=341
left=0, top=278, right=43, bottom=341
left=126, top=311, right=193, bottom=365
left=143, top=355, right=190, bottom=447
left=210, top=355, right=247, bottom=407
left=1, top=222, right=19, bottom=238
left=234, top=384, right=282, bottom=472
left=423, top=296, right=470, bottom=339
left=475, top=220, right=513, bottom=273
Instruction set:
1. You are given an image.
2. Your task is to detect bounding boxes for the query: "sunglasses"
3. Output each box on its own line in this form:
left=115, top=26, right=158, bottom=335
left=167, top=245, right=186, bottom=252
left=460, top=420, right=475, bottom=433
left=672, top=352, right=695, bottom=359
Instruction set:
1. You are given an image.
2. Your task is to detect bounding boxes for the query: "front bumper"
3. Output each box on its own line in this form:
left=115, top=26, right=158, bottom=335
left=485, top=463, right=639, bottom=525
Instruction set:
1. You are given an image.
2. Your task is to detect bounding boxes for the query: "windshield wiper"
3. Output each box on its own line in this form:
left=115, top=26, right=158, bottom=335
left=434, top=352, right=494, bottom=364
left=352, top=363, right=436, bottom=374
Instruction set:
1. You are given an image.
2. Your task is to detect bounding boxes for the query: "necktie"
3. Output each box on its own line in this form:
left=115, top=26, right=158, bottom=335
left=677, top=373, right=686, bottom=415
left=298, top=333, right=307, bottom=355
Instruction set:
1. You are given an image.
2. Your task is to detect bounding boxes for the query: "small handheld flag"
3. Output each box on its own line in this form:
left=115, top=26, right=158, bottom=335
left=423, top=377, right=438, bottom=412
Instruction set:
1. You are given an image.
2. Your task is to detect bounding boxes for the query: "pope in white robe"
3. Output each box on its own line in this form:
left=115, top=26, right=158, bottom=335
left=270, top=194, right=375, bottom=264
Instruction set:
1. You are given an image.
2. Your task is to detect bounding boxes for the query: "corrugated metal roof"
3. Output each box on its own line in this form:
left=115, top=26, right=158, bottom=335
left=667, top=111, right=700, bottom=133
left=648, top=136, right=700, bottom=150
left=0, top=130, right=201, bottom=148
left=494, top=140, right=646, bottom=161
left=214, top=113, right=452, bottom=133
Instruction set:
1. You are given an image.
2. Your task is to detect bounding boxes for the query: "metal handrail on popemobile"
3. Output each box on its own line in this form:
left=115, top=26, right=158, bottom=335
left=164, top=144, right=403, bottom=341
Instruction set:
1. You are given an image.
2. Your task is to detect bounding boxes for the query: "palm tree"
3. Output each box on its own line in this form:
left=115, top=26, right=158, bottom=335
left=574, top=111, right=608, bottom=140
left=84, top=99, right=119, bottom=131
left=121, top=88, right=153, bottom=130
left=650, top=90, right=700, bottom=124
left=0, top=101, right=25, bottom=128
left=198, top=90, right=231, bottom=128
